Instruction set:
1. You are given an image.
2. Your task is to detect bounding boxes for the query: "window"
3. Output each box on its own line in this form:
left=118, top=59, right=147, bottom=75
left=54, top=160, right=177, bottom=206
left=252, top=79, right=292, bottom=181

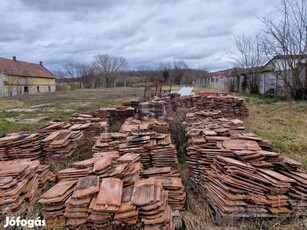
left=24, top=86, right=28, bottom=93
left=37, top=86, right=40, bottom=93
left=48, top=86, right=51, bottom=92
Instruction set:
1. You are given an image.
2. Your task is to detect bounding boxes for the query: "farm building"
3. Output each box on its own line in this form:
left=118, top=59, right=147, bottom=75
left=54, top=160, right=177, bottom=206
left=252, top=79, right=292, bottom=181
left=258, top=55, right=307, bottom=96
left=210, top=55, right=307, bottom=96
left=210, top=70, right=232, bottom=90
left=0, top=56, right=55, bottom=97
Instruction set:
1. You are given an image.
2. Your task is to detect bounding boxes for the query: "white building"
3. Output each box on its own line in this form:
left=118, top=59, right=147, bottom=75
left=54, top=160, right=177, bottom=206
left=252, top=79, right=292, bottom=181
left=259, top=55, right=307, bottom=96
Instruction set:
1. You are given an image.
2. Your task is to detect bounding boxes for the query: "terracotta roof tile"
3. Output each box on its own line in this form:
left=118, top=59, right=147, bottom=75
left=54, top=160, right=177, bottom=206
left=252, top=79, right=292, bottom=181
left=0, top=57, right=54, bottom=79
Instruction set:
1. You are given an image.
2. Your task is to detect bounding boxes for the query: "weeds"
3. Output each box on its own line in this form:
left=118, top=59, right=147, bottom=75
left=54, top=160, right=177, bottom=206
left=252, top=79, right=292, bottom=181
left=169, top=114, right=187, bottom=161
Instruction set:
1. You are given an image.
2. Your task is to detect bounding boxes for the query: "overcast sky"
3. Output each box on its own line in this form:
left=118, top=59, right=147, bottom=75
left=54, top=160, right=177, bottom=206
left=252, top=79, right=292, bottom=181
left=0, top=0, right=280, bottom=72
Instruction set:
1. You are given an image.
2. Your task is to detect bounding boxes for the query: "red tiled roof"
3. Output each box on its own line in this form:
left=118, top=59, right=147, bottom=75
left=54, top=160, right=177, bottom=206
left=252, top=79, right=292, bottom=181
left=0, top=57, right=54, bottom=79
left=212, top=71, right=231, bottom=78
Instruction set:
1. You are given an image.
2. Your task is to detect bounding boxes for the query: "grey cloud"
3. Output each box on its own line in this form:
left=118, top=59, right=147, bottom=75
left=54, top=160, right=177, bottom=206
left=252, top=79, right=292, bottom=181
left=0, top=0, right=281, bottom=72
left=19, top=0, right=126, bottom=12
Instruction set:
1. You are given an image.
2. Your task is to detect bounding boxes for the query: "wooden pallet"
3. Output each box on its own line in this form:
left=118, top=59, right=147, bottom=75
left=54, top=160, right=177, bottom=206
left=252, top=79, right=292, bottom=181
left=207, top=199, right=290, bottom=227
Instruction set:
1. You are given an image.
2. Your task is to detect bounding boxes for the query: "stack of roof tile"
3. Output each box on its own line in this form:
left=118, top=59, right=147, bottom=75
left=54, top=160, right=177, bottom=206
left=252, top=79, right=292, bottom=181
left=37, top=121, right=71, bottom=137
left=123, top=131, right=176, bottom=169
left=137, top=97, right=173, bottom=118
left=134, top=94, right=248, bottom=119
left=40, top=153, right=173, bottom=228
left=95, top=106, right=135, bottom=121
left=142, top=167, right=186, bottom=210
left=39, top=180, right=76, bottom=228
left=204, top=156, right=293, bottom=216
left=69, top=112, right=101, bottom=123
left=89, top=178, right=123, bottom=228
left=114, top=185, right=138, bottom=226
left=122, top=99, right=141, bottom=109
left=119, top=142, right=151, bottom=169
left=120, top=118, right=185, bottom=210
left=120, top=118, right=178, bottom=169
left=120, top=117, right=153, bottom=133
left=0, top=133, right=43, bottom=160
left=92, top=132, right=126, bottom=153
left=38, top=116, right=108, bottom=139
left=274, top=158, right=307, bottom=215
left=121, top=117, right=170, bottom=134
left=185, top=112, right=307, bottom=219
left=41, top=147, right=184, bottom=229
left=131, top=178, right=173, bottom=229
left=57, top=152, right=142, bottom=185
left=42, top=129, right=84, bottom=159
left=68, top=113, right=108, bottom=137
left=150, top=119, right=170, bottom=134
left=65, top=176, right=99, bottom=227
left=93, top=119, right=177, bottom=170
left=150, top=143, right=178, bottom=168
left=169, top=94, right=249, bottom=118
left=185, top=110, right=224, bottom=123
left=0, top=159, right=55, bottom=220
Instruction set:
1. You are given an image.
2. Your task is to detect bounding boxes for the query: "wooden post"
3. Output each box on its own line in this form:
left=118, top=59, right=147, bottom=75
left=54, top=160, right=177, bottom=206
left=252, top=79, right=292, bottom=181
left=155, top=82, right=158, bottom=96
left=144, top=81, right=147, bottom=99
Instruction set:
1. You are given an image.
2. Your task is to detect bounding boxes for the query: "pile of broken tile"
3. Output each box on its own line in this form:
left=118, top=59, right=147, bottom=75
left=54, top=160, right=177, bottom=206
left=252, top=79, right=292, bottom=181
left=39, top=151, right=183, bottom=229
left=0, top=132, right=43, bottom=160
left=0, top=159, right=55, bottom=220
left=185, top=112, right=307, bottom=219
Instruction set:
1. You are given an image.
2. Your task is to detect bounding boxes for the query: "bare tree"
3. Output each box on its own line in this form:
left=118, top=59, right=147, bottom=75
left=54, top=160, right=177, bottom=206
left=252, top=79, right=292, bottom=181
left=95, top=54, right=128, bottom=87
left=74, top=62, right=94, bottom=88
left=159, top=62, right=173, bottom=91
left=261, top=0, right=307, bottom=100
left=63, top=63, right=80, bottom=90
left=232, top=33, right=266, bottom=94
left=172, top=60, right=188, bottom=85
left=53, top=70, right=66, bottom=91
left=61, top=62, right=96, bottom=89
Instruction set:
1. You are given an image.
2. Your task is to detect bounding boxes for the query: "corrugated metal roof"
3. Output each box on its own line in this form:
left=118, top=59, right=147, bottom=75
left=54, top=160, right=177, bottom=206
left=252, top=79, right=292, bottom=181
left=178, top=87, right=193, bottom=96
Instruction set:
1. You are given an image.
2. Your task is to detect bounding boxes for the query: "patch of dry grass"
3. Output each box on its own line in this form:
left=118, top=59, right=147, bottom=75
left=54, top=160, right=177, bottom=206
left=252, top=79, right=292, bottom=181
left=0, top=87, right=143, bottom=136
left=243, top=98, right=307, bottom=168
